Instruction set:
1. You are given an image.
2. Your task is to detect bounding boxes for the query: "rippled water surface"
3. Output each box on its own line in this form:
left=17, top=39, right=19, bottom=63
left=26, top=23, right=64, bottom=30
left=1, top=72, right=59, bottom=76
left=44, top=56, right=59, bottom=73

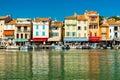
left=0, top=49, right=120, bottom=80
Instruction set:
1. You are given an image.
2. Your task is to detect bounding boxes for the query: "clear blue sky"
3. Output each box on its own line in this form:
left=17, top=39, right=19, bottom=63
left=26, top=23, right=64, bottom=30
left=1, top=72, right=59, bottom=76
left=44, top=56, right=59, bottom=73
left=0, top=0, right=120, bottom=21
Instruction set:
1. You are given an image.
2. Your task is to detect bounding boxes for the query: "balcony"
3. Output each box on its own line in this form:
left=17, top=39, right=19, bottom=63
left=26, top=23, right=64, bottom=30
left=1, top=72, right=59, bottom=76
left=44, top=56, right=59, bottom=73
left=66, top=23, right=76, bottom=26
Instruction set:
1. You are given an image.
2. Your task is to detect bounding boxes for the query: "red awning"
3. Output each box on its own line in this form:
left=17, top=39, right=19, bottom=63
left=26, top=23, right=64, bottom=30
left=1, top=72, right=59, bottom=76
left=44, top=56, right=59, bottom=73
left=89, top=16, right=97, bottom=18
left=33, top=38, right=48, bottom=42
left=3, top=30, right=14, bottom=35
left=89, top=37, right=101, bottom=42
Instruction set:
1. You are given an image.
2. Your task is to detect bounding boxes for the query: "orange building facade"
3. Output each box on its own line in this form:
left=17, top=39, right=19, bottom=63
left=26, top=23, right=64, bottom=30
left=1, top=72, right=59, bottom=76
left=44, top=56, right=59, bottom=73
left=84, top=11, right=101, bottom=42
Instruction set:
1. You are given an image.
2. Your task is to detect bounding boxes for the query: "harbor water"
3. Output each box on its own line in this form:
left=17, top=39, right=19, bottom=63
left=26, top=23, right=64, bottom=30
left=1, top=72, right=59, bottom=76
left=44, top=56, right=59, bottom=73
left=0, top=49, right=120, bottom=80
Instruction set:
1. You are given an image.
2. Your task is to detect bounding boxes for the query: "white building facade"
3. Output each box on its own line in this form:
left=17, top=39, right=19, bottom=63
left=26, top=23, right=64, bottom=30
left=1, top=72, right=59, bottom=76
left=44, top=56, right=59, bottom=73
left=32, top=18, right=51, bottom=44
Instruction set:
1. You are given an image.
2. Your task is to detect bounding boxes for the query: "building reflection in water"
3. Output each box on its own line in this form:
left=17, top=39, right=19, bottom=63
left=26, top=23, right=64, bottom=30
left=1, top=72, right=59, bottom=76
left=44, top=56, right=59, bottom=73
left=0, top=51, right=33, bottom=79
left=63, top=50, right=89, bottom=80
left=48, top=50, right=64, bottom=80
left=0, top=50, right=120, bottom=80
left=88, top=50, right=101, bottom=80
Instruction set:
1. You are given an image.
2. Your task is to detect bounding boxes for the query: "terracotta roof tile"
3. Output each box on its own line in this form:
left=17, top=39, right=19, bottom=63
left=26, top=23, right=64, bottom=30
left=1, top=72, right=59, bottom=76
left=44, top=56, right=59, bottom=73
left=77, top=15, right=87, bottom=20
left=35, top=18, right=51, bottom=22
left=101, top=23, right=109, bottom=27
left=0, top=16, right=7, bottom=19
left=107, top=19, right=117, bottom=25
left=85, top=11, right=98, bottom=14
left=51, top=20, right=63, bottom=28
left=6, top=20, right=17, bottom=25
left=65, top=16, right=77, bottom=19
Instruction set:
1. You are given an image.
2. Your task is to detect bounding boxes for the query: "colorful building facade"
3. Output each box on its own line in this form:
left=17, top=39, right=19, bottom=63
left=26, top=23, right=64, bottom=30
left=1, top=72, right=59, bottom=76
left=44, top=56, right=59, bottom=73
left=32, top=18, right=51, bottom=44
left=0, top=15, right=12, bottom=44
left=64, top=14, right=77, bottom=42
left=76, top=15, right=88, bottom=42
left=4, top=20, right=16, bottom=46
left=64, top=13, right=89, bottom=43
left=84, top=11, right=101, bottom=42
left=100, top=23, right=109, bottom=41
left=48, top=20, right=63, bottom=43
left=14, top=18, right=32, bottom=46
left=107, top=19, right=120, bottom=41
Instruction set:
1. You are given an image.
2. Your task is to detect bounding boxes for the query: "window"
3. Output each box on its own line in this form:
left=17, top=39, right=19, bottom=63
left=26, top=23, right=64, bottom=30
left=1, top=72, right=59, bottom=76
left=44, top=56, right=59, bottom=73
left=17, top=26, right=21, bottom=31
left=36, top=31, right=39, bottom=36
left=55, top=33, right=58, bottom=36
left=78, top=26, right=81, bottom=30
left=66, top=32, right=70, bottom=36
left=102, top=28, right=106, bottom=33
left=94, top=25, right=98, bottom=29
left=102, top=34, right=106, bottom=39
left=110, top=29, right=111, bottom=33
left=42, top=25, right=45, bottom=30
left=51, top=27, right=58, bottom=30
left=78, top=33, right=81, bottom=37
left=10, top=25, right=13, bottom=29
left=53, top=32, right=59, bottom=36
left=21, top=34, right=23, bottom=38
left=17, top=34, right=19, bottom=38
left=50, top=32, right=53, bottom=37
left=72, top=32, right=75, bottom=36
left=25, top=34, right=27, bottom=38
left=115, top=32, right=118, bottom=38
left=114, top=26, right=118, bottom=31
left=91, top=18, right=95, bottom=21
left=95, top=33, right=97, bottom=36
left=84, top=26, right=87, bottom=30
left=84, top=21, right=86, bottom=24
left=89, top=25, right=93, bottom=29
left=36, top=25, right=39, bottom=29
left=42, top=31, right=45, bottom=36
left=84, top=33, right=86, bottom=37
left=24, top=26, right=27, bottom=31
left=90, top=32, right=92, bottom=37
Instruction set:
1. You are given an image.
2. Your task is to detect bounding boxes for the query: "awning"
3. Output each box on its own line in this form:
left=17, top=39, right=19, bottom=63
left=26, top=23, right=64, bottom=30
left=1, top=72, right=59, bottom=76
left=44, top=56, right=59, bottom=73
left=3, top=30, right=14, bottom=35
left=64, top=38, right=88, bottom=42
left=89, top=37, right=101, bottom=42
left=14, top=38, right=28, bottom=42
left=33, top=38, right=48, bottom=42
left=48, top=38, right=61, bottom=41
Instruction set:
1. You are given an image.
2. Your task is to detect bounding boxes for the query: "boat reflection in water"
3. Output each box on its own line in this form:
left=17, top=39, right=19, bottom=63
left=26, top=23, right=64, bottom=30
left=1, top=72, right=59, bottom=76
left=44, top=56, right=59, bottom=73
left=0, top=50, right=120, bottom=79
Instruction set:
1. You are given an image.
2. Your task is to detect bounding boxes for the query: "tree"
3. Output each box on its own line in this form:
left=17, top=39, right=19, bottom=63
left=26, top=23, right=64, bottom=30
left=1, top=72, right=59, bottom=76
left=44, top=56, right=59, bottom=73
left=99, top=16, right=105, bottom=25
left=109, top=16, right=120, bottom=21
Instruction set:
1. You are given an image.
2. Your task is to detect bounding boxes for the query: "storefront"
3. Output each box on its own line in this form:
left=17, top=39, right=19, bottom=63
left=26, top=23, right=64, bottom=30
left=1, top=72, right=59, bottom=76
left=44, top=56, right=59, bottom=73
left=64, top=38, right=88, bottom=42
left=89, top=37, right=101, bottom=42
left=14, top=38, right=28, bottom=46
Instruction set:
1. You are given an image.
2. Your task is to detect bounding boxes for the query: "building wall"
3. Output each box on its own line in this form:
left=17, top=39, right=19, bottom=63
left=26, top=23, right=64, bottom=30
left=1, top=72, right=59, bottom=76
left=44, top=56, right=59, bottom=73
left=77, top=20, right=88, bottom=38
left=33, top=22, right=49, bottom=38
left=0, top=20, right=5, bottom=40
left=15, top=25, right=31, bottom=39
left=99, top=26, right=109, bottom=40
left=64, top=19, right=77, bottom=38
left=84, top=12, right=100, bottom=37
left=4, top=24, right=15, bottom=30
left=109, top=25, right=116, bottom=40
left=48, top=27, right=61, bottom=41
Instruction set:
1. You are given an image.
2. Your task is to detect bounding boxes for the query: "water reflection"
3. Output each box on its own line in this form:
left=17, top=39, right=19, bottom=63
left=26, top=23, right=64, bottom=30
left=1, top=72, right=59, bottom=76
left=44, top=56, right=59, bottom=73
left=0, top=50, right=120, bottom=80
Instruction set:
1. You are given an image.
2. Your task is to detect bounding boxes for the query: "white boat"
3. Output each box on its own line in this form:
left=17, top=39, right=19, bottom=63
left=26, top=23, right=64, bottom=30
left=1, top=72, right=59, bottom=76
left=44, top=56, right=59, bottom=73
left=6, top=46, right=20, bottom=50
left=55, top=45, right=62, bottom=50
left=20, top=45, right=33, bottom=51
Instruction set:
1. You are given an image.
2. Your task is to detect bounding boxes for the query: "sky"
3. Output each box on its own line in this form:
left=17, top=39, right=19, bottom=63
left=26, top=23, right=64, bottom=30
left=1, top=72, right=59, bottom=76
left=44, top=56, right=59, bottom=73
left=0, top=0, right=120, bottom=21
